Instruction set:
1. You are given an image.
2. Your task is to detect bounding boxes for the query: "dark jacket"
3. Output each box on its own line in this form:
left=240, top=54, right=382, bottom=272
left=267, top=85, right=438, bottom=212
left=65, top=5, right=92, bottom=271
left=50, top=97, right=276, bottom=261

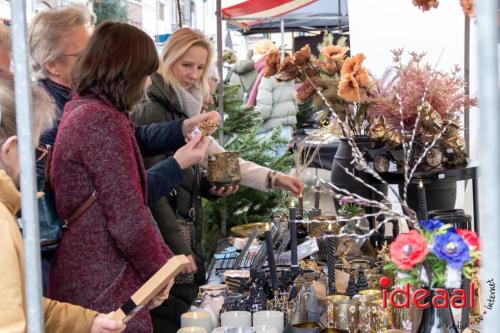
left=132, top=73, right=215, bottom=259
left=131, top=73, right=216, bottom=331
left=48, top=94, right=185, bottom=333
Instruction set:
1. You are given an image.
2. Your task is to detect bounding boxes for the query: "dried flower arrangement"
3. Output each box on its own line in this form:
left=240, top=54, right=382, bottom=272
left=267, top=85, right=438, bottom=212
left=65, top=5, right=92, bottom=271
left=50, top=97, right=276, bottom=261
left=367, top=49, right=475, bottom=170
left=412, top=0, right=474, bottom=17
left=264, top=43, right=375, bottom=137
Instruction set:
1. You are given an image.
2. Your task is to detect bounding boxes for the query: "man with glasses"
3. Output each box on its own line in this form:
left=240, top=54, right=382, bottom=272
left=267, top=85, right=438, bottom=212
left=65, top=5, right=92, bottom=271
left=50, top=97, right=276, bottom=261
left=28, top=4, right=96, bottom=294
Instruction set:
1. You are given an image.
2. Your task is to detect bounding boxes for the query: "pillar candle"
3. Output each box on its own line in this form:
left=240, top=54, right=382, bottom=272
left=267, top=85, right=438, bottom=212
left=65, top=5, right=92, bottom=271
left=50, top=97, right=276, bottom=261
left=289, top=208, right=298, bottom=268
left=314, top=185, right=321, bottom=209
left=298, top=195, right=304, bottom=219
left=265, top=230, right=279, bottom=291
left=417, top=179, right=428, bottom=221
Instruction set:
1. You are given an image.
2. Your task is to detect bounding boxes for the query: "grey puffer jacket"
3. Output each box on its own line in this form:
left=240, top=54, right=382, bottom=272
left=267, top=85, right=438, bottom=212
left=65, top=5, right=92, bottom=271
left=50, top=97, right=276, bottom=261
left=228, top=59, right=257, bottom=100
left=254, top=76, right=298, bottom=133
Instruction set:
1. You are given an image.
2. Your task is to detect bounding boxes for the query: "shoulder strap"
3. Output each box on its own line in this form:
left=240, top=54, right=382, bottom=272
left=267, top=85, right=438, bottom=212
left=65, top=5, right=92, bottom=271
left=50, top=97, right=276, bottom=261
left=39, top=143, right=97, bottom=229
left=62, top=190, right=97, bottom=229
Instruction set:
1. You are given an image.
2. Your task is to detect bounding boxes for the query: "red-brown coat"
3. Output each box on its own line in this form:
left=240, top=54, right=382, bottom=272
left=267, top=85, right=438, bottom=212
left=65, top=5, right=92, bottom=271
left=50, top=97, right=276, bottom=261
left=48, top=95, right=175, bottom=333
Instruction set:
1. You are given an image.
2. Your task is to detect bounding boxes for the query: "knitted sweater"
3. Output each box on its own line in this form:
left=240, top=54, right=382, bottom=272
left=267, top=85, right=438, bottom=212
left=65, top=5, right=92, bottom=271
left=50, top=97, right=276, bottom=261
left=48, top=94, right=184, bottom=333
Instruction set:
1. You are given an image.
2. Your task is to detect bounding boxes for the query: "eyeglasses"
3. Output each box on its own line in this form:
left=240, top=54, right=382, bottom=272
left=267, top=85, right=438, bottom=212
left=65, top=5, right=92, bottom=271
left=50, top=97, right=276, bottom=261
left=57, top=52, right=81, bottom=61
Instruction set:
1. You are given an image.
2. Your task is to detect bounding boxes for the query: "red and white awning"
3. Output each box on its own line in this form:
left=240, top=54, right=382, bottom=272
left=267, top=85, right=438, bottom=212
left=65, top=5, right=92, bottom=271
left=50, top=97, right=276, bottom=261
left=222, top=0, right=318, bottom=27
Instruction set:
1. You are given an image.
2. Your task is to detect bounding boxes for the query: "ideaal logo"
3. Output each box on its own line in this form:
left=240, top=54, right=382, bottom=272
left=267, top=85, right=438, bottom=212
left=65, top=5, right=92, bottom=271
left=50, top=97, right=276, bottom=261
left=378, top=276, right=487, bottom=310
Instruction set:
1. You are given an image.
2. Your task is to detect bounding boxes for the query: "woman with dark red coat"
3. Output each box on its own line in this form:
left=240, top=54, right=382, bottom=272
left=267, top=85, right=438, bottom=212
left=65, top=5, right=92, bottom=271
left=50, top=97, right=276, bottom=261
left=47, top=22, right=219, bottom=333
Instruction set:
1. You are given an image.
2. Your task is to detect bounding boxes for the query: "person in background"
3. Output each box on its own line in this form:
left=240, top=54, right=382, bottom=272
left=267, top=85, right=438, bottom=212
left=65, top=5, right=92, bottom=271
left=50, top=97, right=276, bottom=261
left=28, top=4, right=96, bottom=293
left=132, top=27, right=304, bottom=332
left=48, top=22, right=218, bottom=333
left=252, top=46, right=298, bottom=157
left=0, top=71, right=127, bottom=333
left=0, top=21, right=11, bottom=71
left=228, top=47, right=259, bottom=102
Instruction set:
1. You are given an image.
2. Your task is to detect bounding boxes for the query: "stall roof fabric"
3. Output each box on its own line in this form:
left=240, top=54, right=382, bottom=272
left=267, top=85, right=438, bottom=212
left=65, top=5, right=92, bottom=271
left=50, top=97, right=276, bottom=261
left=222, top=0, right=319, bottom=28
left=224, top=0, right=348, bottom=34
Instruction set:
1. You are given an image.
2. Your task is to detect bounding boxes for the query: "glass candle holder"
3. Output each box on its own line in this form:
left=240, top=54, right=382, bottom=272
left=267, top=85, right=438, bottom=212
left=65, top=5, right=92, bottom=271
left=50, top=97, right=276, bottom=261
left=370, top=300, right=395, bottom=333
left=333, top=300, right=358, bottom=332
left=326, top=295, right=350, bottom=328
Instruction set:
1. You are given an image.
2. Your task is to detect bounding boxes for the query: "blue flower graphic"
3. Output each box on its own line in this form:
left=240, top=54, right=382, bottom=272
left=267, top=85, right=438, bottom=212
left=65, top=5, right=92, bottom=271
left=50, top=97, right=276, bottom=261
left=420, top=219, right=444, bottom=232
left=433, top=231, right=470, bottom=269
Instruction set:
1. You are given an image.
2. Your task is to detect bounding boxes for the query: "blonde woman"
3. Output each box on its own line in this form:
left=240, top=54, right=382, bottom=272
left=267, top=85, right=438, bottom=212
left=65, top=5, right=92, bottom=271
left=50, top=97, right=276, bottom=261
left=131, top=27, right=303, bottom=332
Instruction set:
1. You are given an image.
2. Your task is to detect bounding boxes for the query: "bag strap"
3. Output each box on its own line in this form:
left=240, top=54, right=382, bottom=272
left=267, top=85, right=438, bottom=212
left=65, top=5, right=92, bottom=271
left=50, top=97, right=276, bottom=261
left=38, top=143, right=98, bottom=229
left=62, top=190, right=97, bottom=229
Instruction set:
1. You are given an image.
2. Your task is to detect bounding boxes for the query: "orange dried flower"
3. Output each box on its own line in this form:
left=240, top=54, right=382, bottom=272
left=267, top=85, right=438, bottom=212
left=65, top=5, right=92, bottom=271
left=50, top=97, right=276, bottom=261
left=275, top=56, right=298, bottom=82
left=355, top=68, right=370, bottom=88
left=296, top=79, right=316, bottom=102
left=293, top=45, right=312, bottom=66
left=264, top=50, right=280, bottom=77
left=412, top=0, right=439, bottom=11
left=341, top=53, right=366, bottom=76
left=338, top=73, right=361, bottom=102
left=321, top=45, right=348, bottom=62
left=460, top=0, right=474, bottom=17
left=313, top=59, right=337, bottom=76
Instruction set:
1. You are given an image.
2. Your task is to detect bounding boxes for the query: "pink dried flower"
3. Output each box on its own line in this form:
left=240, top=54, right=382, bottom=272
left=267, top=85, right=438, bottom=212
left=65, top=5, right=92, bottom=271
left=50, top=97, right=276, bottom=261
left=370, top=50, right=475, bottom=130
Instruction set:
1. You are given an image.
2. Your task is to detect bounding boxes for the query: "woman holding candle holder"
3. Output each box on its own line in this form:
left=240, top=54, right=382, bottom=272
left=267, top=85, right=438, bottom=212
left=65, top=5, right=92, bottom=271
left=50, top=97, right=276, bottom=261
left=131, top=27, right=304, bottom=332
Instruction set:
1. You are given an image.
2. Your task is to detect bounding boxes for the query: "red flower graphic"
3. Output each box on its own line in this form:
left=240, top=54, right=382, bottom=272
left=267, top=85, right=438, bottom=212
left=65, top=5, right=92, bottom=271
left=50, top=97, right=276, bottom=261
left=390, top=230, right=429, bottom=270
left=456, top=229, right=480, bottom=250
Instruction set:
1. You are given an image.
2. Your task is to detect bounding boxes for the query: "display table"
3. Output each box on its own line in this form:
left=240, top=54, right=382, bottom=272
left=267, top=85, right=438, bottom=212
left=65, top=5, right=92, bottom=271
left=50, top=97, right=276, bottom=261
left=292, top=134, right=340, bottom=171
left=365, top=161, right=480, bottom=233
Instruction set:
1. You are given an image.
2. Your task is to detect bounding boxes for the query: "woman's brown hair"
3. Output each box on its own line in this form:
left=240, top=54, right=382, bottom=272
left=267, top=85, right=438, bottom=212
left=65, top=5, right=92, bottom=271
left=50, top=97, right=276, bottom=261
left=72, top=21, right=158, bottom=112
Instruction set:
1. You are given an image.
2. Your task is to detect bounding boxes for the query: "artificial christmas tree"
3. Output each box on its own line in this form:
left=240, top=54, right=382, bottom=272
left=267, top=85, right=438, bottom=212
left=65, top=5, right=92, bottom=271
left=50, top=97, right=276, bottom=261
left=345, top=274, right=358, bottom=297
left=356, top=270, right=369, bottom=291
left=203, top=84, right=294, bottom=263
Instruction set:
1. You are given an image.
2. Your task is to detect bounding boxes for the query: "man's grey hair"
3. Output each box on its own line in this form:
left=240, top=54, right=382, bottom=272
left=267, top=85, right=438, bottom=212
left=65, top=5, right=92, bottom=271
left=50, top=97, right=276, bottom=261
left=29, top=4, right=96, bottom=80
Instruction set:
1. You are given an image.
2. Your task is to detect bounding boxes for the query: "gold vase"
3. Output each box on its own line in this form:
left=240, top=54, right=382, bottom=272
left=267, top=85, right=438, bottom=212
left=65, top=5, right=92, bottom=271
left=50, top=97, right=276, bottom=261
left=359, top=289, right=382, bottom=299
left=326, top=295, right=350, bottom=328
left=370, top=299, right=395, bottom=333
left=207, top=152, right=241, bottom=187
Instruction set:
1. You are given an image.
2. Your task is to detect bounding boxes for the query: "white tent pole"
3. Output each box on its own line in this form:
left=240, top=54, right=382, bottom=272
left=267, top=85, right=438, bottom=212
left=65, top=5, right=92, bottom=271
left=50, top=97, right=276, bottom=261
left=216, top=0, right=227, bottom=236
left=10, top=0, right=44, bottom=332
left=477, top=0, right=500, bottom=330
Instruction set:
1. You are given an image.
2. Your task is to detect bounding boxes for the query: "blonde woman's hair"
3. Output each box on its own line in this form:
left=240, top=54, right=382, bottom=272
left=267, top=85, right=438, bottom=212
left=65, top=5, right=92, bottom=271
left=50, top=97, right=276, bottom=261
left=252, top=39, right=277, bottom=58
left=0, top=71, right=55, bottom=141
left=159, top=28, right=212, bottom=97
left=29, top=4, right=96, bottom=80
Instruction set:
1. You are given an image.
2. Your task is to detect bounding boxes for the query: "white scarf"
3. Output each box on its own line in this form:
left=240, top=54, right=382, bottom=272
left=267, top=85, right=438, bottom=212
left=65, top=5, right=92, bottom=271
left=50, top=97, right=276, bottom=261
left=172, top=84, right=204, bottom=118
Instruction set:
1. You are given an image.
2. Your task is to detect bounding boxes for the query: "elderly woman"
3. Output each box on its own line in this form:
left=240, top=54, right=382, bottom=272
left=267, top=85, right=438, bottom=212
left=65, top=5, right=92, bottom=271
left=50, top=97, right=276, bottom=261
left=48, top=22, right=219, bottom=333
left=132, top=27, right=304, bottom=332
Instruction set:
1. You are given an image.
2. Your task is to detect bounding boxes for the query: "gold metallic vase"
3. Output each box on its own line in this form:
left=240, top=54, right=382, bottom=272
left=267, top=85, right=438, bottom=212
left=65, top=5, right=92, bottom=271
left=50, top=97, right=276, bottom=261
left=207, top=152, right=241, bottom=187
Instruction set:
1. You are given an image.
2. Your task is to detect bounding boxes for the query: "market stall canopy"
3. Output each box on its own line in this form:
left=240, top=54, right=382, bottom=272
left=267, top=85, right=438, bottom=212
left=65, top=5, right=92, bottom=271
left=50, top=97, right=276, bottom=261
left=223, top=0, right=348, bottom=34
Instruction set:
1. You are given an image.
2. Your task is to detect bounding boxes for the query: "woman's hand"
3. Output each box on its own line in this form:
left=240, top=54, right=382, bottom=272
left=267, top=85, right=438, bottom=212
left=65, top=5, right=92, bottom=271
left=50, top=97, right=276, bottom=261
left=90, top=312, right=126, bottom=333
left=276, top=174, right=304, bottom=196
left=148, top=279, right=175, bottom=310
left=209, top=185, right=239, bottom=197
left=173, top=135, right=210, bottom=169
left=182, top=254, right=198, bottom=274
left=182, top=111, right=221, bottom=138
